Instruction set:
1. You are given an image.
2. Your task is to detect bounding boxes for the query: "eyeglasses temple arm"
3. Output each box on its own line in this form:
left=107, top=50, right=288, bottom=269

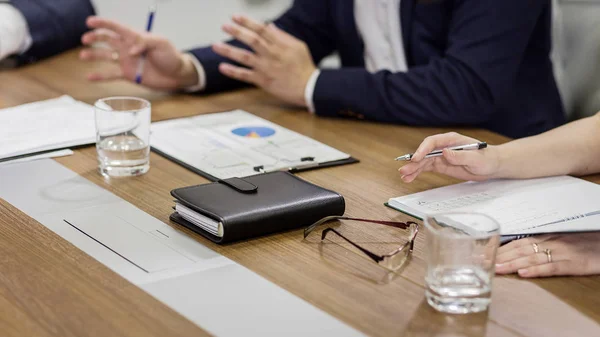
left=322, top=228, right=384, bottom=263
left=342, top=217, right=410, bottom=229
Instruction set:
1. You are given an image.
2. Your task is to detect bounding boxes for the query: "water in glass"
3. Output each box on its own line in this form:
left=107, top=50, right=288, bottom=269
left=95, top=97, right=151, bottom=177
left=424, top=213, right=500, bottom=314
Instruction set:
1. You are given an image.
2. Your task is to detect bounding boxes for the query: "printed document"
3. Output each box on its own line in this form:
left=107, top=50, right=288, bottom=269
left=0, top=96, right=95, bottom=161
left=150, top=110, right=351, bottom=179
left=388, top=176, right=600, bottom=235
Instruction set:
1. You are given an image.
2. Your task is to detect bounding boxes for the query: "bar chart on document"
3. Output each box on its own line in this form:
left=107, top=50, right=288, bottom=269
left=150, top=110, right=351, bottom=179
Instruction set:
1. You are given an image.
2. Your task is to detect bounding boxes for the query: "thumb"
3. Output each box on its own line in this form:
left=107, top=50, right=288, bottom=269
left=442, top=148, right=481, bottom=167
left=129, top=39, right=146, bottom=56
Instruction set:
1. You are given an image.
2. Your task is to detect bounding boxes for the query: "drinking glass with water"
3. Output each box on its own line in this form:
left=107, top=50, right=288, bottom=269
left=424, top=213, right=500, bottom=314
left=95, top=97, right=151, bottom=177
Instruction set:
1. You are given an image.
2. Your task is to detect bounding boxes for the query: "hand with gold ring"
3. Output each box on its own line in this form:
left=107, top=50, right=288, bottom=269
left=79, top=17, right=200, bottom=90
left=495, top=233, right=600, bottom=278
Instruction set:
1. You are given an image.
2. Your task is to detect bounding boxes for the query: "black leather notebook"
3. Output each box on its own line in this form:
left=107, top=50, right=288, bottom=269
left=170, top=171, right=345, bottom=244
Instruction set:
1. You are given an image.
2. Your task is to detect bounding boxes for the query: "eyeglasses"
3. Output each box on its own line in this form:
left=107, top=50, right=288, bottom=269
left=304, top=216, right=419, bottom=271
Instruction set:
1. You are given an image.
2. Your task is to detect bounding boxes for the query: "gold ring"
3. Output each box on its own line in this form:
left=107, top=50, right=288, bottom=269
left=532, top=243, right=539, bottom=254
left=111, top=51, right=119, bottom=62
left=545, top=249, right=552, bottom=263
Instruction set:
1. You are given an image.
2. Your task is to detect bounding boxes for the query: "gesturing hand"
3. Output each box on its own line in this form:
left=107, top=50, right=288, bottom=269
left=212, top=15, right=317, bottom=107
left=495, top=233, right=600, bottom=278
left=80, top=16, right=199, bottom=90
left=398, top=132, right=501, bottom=183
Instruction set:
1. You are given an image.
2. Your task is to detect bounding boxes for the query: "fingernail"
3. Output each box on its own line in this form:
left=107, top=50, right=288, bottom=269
left=495, top=263, right=504, bottom=270
left=518, top=269, right=528, bottom=276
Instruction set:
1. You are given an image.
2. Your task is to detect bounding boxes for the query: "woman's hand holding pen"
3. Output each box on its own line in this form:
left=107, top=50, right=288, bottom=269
left=80, top=17, right=199, bottom=90
left=398, top=132, right=502, bottom=183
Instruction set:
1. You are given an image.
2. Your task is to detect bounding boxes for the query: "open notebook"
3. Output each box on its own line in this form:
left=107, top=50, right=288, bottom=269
left=387, top=176, right=600, bottom=235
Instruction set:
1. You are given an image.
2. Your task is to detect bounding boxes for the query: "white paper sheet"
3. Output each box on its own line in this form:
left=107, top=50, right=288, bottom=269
left=150, top=110, right=351, bottom=179
left=0, top=149, right=73, bottom=165
left=388, top=176, right=600, bottom=235
left=0, top=96, right=95, bottom=160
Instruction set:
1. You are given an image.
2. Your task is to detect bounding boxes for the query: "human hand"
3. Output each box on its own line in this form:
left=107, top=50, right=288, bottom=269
left=80, top=16, right=199, bottom=90
left=211, top=15, right=317, bottom=107
left=398, top=132, right=501, bottom=183
left=495, top=233, right=600, bottom=278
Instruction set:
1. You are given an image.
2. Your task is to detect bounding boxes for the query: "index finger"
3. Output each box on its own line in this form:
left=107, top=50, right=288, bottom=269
left=232, top=15, right=276, bottom=43
left=87, top=16, right=138, bottom=40
left=411, top=132, right=479, bottom=162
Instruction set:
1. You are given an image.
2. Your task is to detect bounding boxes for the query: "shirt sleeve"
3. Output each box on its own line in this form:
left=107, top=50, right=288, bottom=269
left=304, top=69, right=321, bottom=114
left=0, top=3, right=32, bottom=61
left=182, top=53, right=207, bottom=93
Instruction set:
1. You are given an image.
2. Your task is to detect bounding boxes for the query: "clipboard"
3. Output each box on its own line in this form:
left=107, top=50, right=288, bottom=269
left=152, top=146, right=359, bottom=182
left=150, top=110, right=359, bottom=181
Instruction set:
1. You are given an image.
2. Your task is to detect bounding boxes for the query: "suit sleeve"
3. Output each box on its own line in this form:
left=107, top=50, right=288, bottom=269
left=313, top=0, right=548, bottom=126
left=188, top=0, right=336, bottom=93
left=10, top=0, right=95, bottom=64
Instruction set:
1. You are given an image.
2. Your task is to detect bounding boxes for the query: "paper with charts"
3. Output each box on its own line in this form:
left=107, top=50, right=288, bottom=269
left=387, top=176, right=600, bottom=235
left=150, top=110, right=351, bottom=179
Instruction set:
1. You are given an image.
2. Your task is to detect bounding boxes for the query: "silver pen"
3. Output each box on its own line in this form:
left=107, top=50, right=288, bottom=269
left=395, top=142, right=487, bottom=161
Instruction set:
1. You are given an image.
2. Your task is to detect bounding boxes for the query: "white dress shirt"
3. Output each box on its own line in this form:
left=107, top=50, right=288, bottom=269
left=0, top=3, right=32, bottom=61
left=304, top=0, right=407, bottom=112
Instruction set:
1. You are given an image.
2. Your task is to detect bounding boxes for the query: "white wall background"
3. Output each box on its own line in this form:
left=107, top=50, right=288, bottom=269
left=92, top=0, right=294, bottom=50
left=554, top=0, right=600, bottom=119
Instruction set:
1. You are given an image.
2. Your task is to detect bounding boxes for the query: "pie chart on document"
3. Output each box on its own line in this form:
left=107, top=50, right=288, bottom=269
left=231, top=126, right=276, bottom=138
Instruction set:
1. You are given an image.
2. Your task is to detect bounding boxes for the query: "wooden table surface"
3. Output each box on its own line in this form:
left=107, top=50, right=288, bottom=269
left=1, top=50, right=599, bottom=337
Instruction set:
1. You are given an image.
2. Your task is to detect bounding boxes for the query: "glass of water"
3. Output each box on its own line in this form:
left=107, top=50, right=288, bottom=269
left=95, top=97, right=151, bottom=177
left=424, top=213, right=500, bottom=314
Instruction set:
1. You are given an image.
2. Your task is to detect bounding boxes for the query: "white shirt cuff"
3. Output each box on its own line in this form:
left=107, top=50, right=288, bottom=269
left=0, top=4, right=32, bottom=61
left=183, top=53, right=207, bottom=92
left=304, top=69, right=321, bottom=114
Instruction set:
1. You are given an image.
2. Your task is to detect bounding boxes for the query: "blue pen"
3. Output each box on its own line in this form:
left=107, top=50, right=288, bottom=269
left=135, top=4, right=157, bottom=84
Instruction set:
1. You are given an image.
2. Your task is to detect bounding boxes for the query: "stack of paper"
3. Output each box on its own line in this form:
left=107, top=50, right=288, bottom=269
left=175, top=202, right=224, bottom=237
left=0, top=96, right=95, bottom=161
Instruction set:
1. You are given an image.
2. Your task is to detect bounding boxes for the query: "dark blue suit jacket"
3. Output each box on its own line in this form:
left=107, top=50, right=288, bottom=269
left=190, top=0, right=565, bottom=138
left=9, top=0, right=95, bottom=64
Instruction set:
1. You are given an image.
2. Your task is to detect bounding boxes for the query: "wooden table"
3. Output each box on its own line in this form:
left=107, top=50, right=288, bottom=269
left=1, top=50, right=599, bottom=337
